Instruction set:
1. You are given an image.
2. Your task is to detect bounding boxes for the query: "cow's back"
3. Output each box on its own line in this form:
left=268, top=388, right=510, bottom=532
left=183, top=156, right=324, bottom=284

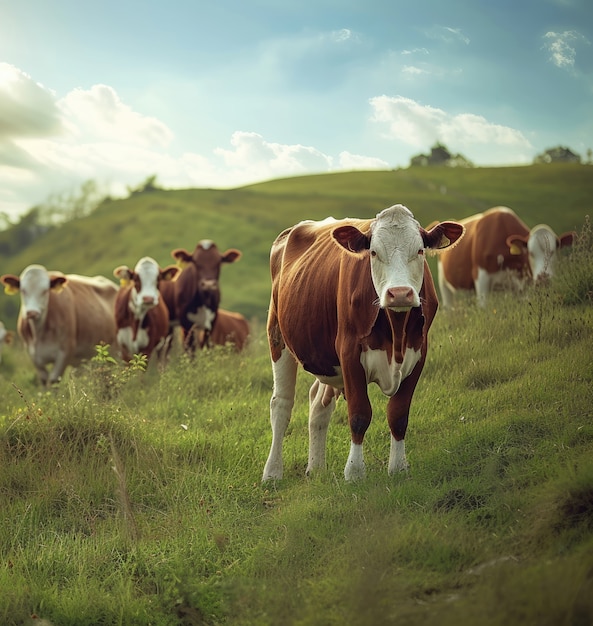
left=271, top=218, right=376, bottom=378
left=439, top=213, right=482, bottom=289
left=211, top=309, right=250, bottom=350
left=66, top=275, right=118, bottom=361
left=440, top=207, right=530, bottom=289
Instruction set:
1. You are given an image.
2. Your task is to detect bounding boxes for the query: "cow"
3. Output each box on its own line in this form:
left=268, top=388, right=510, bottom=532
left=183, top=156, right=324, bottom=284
left=160, top=272, right=248, bottom=352
left=113, top=257, right=179, bottom=362
left=1, top=265, right=118, bottom=386
left=0, top=321, right=14, bottom=364
left=262, top=204, right=464, bottom=482
left=208, top=309, right=250, bottom=351
left=437, top=207, right=575, bottom=308
left=171, top=240, right=241, bottom=351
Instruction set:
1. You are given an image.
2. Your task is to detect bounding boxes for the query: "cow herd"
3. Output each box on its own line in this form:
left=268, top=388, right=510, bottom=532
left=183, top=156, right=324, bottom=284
left=0, top=239, right=248, bottom=386
left=0, top=203, right=576, bottom=481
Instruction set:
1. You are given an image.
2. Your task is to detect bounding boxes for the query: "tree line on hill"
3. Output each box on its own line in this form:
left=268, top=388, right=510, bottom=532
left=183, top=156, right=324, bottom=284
left=409, top=142, right=591, bottom=168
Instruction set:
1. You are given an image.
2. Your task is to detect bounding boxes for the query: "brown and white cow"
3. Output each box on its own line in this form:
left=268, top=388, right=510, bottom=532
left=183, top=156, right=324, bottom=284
left=171, top=240, right=241, bottom=351
left=0, top=321, right=14, bottom=364
left=437, top=206, right=575, bottom=308
left=1, top=264, right=118, bottom=385
left=208, top=308, right=250, bottom=351
left=113, top=257, right=179, bottom=362
left=262, top=204, right=464, bottom=482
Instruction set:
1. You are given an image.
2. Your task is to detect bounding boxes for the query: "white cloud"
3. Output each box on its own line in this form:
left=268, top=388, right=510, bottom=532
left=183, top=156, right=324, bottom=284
left=543, top=30, right=589, bottom=70
left=59, top=85, right=173, bottom=148
left=369, top=95, right=533, bottom=164
left=2, top=73, right=379, bottom=219
left=0, top=63, right=63, bottom=140
left=215, top=131, right=333, bottom=178
left=424, top=25, right=470, bottom=45
left=338, top=151, right=389, bottom=170
left=402, top=66, right=429, bottom=75
left=401, top=48, right=429, bottom=56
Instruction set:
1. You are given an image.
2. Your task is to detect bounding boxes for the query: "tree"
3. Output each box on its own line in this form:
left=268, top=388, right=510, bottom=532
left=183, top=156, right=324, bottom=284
left=533, top=146, right=581, bottom=164
left=409, top=142, right=473, bottom=168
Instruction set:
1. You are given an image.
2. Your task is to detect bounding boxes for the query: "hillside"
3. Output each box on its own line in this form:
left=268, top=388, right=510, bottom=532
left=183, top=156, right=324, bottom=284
left=0, top=163, right=591, bottom=323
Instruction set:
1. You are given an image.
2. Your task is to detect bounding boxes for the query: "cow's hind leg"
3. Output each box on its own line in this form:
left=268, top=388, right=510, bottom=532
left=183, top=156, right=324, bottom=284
left=306, top=379, right=336, bottom=476
left=262, top=347, right=298, bottom=481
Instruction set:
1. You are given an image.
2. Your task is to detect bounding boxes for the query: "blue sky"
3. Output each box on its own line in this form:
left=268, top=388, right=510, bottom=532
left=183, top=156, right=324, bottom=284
left=1, top=0, right=592, bottom=220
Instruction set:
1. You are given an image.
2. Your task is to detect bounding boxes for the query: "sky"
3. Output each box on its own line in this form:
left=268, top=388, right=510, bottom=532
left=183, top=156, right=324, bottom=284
left=1, top=0, right=592, bottom=221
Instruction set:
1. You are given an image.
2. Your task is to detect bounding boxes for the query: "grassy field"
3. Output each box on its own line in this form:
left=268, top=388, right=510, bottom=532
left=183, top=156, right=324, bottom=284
left=0, top=164, right=592, bottom=625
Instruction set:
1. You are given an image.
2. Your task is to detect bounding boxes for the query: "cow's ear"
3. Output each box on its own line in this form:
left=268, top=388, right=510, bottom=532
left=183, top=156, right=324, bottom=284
left=507, top=235, right=528, bottom=255
left=558, top=231, right=576, bottom=248
left=332, top=225, right=370, bottom=253
left=49, top=275, right=67, bottom=293
left=171, top=249, right=192, bottom=267
left=422, top=221, right=465, bottom=251
left=161, top=265, right=179, bottom=281
left=1, top=275, right=20, bottom=296
left=222, top=249, right=242, bottom=264
left=113, top=265, right=133, bottom=286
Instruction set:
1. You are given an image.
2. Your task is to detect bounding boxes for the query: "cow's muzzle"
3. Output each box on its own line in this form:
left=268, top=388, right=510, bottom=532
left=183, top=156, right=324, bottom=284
left=385, top=286, right=418, bottom=309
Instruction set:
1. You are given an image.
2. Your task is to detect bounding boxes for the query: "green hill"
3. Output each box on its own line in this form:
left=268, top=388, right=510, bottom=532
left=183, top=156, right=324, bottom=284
left=1, top=164, right=591, bottom=323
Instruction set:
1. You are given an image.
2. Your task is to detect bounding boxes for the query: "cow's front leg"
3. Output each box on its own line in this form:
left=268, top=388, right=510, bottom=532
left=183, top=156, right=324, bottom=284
left=387, top=365, right=422, bottom=474
left=262, top=348, right=298, bottom=481
left=343, top=396, right=372, bottom=481
left=306, top=379, right=336, bottom=476
left=48, top=350, right=68, bottom=385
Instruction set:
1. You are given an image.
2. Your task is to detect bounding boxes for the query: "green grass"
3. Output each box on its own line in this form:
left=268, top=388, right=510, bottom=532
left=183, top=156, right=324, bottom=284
left=1, top=272, right=592, bottom=624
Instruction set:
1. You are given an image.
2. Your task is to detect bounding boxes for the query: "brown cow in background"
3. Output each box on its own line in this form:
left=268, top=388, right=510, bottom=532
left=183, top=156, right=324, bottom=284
left=437, top=207, right=575, bottom=308
left=171, top=240, right=241, bottom=351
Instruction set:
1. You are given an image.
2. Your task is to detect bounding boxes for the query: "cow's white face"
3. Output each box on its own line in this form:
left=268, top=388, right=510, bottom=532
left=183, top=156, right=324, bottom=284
left=368, top=206, right=426, bottom=310
left=19, top=265, right=52, bottom=321
left=528, top=226, right=559, bottom=282
left=130, top=257, right=161, bottom=316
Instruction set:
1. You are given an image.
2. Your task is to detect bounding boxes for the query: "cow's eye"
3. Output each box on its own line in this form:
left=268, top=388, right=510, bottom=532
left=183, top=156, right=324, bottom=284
left=370, top=250, right=377, bottom=258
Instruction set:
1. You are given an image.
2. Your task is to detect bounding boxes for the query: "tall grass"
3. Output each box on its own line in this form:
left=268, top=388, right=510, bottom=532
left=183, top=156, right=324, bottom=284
left=0, top=216, right=592, bottom=625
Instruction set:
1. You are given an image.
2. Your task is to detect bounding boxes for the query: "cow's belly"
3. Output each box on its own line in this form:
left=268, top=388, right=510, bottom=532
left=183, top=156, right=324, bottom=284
left=477, top=267, right=525, bottom=292
left=360, top=346, right=422, bottom=396
left=315, top=368, right=344, bottom=389
left=29, top=338, right=62, bottom=366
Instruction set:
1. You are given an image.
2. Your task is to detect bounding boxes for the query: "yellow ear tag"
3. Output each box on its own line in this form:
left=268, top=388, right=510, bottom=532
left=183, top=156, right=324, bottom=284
left=51, top=283, right=66, bottom=294
left=3, top=284, right=18, bottom=296
left=176, top=259, right=189, bottom=269
left=439, top=235, right=451, bottom=249
left=509, top=243, right=522, bottom=255
left=119, top=278, right=131, bottom=287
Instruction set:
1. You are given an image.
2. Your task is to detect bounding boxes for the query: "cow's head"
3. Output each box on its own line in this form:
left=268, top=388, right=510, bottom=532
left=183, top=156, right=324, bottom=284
left=333, top=204, right=464, bottom=311
left=1, top=265, right=67, bottom=322
left=171, top=240, right=241, bottom=330
left=507, top=225, right=575, bottom=283
left=113, top=257, right=179, bottom=318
